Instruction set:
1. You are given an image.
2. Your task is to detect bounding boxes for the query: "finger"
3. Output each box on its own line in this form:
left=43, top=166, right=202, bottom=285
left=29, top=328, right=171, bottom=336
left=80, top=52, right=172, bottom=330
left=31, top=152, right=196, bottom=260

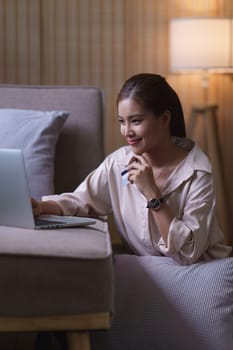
left=130, top=154, right=150, bottom=167
left=128, top=173, right=134, bottom=184
left=128, top=156, right=139, bottom=165
left=137, top=154, right=151, bottom=165
left=127, top=157, right=144, bottom=172
left=31, top=198, right=37, bottom=208
left=33, top=205, right=41, bottom=217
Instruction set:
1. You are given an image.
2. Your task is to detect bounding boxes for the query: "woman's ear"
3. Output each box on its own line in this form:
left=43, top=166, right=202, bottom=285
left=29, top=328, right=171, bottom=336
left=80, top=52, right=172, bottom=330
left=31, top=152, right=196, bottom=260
left=162, top=110, right=171, bottom=127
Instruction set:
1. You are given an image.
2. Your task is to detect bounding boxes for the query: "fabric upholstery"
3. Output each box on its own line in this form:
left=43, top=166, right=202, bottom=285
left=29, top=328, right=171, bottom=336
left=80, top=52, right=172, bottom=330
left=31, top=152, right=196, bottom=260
left=105, top=255, right=233, bottom=350
left=0, top=85, right=105, bottom=194
left=0, top=108, right=69, bottom=199
left=0, top=221, right=113, bottom=316
left=0, top=85, right=112, bottom=319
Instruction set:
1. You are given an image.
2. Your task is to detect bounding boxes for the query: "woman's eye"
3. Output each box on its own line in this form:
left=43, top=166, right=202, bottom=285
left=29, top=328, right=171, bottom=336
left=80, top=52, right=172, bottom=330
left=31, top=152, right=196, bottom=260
left=118, top=119, right=125, bottom=125
left=132, top=119, right=142, bottom=125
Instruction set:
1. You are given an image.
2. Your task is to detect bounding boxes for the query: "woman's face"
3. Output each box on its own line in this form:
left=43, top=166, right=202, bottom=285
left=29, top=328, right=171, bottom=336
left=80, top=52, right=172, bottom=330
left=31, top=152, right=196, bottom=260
left=118, top=98, right=170, bottom=155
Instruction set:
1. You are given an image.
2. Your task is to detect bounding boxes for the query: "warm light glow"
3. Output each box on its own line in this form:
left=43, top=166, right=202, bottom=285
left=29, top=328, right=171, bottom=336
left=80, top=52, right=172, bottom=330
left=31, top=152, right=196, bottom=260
left=169, top=18, right=233, bottom=72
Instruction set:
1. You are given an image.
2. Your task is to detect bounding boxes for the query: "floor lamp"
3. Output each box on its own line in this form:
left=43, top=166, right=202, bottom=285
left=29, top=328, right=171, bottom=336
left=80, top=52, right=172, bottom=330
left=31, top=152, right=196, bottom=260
left=187, top=105, right=231, bottom=240
left=169, top=17, right=233, bottom=242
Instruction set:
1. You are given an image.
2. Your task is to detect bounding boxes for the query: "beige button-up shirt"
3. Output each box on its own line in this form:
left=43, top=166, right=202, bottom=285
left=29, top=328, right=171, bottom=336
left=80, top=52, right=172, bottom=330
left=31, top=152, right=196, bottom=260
left=44, top=138, right=231, bottom=265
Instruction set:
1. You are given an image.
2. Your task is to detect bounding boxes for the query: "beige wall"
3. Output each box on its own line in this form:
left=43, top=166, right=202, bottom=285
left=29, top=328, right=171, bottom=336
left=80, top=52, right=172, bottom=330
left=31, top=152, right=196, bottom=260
left=1, top=0, right=233, bottom=245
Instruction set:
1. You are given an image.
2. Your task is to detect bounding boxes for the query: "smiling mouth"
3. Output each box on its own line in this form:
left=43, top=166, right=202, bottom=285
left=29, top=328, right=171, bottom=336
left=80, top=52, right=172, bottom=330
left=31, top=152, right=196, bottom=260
left=127, top=138, right=142, bottom=145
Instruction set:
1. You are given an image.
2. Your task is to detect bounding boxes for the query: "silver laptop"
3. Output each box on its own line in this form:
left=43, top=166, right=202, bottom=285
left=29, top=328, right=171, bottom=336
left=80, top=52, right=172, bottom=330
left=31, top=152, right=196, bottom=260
left=0, top=148, right=96, bottom=229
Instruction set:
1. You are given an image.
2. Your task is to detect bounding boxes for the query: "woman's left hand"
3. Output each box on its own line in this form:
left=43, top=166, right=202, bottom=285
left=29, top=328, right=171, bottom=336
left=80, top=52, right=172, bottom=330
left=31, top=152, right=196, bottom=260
left=127, top=154, right=160, bottom=199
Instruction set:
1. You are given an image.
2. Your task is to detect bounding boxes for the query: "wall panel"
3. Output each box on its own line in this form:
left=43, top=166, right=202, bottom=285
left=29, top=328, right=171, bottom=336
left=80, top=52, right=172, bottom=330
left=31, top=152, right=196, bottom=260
left=0, top=0, right=233, bottom=244
left=0, top=0, right=40, bottom=84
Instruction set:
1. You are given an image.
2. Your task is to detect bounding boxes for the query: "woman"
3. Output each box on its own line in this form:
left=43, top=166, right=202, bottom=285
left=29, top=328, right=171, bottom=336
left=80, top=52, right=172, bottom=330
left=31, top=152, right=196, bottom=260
left=32, top=73, right=231, bottom=265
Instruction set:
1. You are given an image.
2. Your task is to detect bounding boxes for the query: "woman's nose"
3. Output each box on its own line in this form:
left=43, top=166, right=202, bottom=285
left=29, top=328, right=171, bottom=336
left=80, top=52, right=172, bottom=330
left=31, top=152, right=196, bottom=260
left=124, top=123, right=133, bottom=137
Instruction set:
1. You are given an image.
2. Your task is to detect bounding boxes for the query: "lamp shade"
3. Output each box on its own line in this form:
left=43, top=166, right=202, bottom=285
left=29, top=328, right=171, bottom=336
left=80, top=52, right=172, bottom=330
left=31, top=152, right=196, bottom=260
left=169, top=18, right=233, bottom=72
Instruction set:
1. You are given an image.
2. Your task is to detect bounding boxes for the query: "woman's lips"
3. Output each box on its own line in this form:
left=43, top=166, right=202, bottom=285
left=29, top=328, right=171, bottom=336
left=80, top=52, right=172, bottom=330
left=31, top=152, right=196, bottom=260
left=127, top=138, right=142, bottom=145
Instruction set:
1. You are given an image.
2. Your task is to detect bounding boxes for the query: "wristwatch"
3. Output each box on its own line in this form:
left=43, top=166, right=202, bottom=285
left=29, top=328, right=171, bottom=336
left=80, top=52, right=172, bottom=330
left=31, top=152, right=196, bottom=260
left=147, top=197, right=165, bottom=210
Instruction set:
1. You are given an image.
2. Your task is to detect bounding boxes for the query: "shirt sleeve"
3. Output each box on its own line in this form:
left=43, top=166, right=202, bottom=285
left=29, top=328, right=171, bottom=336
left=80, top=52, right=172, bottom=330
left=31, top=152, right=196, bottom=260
left=158, top=171, right=223, bottom=265
left=43, top=159, right=112, bottom=217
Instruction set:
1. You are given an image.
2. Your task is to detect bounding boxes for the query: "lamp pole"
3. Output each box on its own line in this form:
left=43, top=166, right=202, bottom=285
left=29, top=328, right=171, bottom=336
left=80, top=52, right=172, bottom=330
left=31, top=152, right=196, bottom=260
left=187, top=105, right=232, bottom=242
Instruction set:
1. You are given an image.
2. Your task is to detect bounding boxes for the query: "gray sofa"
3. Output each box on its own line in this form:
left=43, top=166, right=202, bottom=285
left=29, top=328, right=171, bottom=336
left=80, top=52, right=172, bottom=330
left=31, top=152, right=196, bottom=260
left=106, top=254, right=233, bottom=350
left=0, top=85, right=113, bottom=350
left=0, top=85, right=232, bottom=350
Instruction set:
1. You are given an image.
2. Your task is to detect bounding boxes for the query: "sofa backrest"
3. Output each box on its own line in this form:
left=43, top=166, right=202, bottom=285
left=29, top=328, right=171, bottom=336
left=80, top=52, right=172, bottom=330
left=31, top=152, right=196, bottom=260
left=0, top=85, right=105, bottom=194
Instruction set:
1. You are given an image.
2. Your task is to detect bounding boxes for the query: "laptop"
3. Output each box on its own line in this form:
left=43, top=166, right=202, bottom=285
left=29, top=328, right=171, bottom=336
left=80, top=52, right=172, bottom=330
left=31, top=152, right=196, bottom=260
left=0, top=148, right=96, bottom=229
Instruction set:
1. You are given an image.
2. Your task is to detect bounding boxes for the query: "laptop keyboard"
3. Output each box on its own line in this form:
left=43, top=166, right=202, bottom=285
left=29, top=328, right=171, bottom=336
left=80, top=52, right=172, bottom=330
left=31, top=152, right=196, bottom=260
left=35, top=218, right=66, bottom=227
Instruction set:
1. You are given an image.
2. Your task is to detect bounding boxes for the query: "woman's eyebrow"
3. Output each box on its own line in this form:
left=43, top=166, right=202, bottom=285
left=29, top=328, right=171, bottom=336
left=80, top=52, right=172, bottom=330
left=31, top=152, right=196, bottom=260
left=118, top=113, right=144, bottom=119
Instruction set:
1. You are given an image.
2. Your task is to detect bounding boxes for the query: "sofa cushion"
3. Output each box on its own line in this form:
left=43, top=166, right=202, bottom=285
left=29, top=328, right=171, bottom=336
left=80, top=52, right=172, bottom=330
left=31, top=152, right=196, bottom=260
left=0, top=220, right=113, bottom=316
left=106, top=255, right=233, bottom=350
left=0, top=108, right=69, bottom=199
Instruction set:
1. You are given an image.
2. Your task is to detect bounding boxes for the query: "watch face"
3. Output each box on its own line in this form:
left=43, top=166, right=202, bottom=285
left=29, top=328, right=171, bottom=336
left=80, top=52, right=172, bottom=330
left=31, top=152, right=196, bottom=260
left=148, top=198, right=161, bottom=210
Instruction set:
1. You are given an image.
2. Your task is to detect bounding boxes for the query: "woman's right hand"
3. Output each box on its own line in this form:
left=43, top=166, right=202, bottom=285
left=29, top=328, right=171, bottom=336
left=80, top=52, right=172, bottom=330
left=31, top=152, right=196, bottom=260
left=31, top=198, right=42, bottom=217
left=31, top=198, right=63, bottom=217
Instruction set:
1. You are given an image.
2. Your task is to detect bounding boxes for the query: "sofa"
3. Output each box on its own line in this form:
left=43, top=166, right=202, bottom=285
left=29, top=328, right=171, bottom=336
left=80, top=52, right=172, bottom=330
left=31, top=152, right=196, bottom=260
left=0, top=85, right=232, bottom=350
left=105, top=254, right=233, bottom=350
left=0, top=85, right=113, bottom=350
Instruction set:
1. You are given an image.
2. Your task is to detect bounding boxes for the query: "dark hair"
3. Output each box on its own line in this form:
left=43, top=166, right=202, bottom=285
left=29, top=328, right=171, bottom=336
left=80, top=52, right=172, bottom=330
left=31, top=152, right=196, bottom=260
left=117, top=73, right=186, bottom=137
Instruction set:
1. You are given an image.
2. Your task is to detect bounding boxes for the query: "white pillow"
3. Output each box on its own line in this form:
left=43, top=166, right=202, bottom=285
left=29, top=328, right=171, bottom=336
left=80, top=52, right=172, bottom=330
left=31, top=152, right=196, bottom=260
left=0, top=108, right=69, bottom=199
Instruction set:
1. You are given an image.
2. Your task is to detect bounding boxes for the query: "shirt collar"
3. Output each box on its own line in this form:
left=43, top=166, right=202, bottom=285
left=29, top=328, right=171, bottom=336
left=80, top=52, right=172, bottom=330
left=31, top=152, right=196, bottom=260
left=118, top=138, right=212, bottom=194
left=164, top=138, right=212, bottom=195
left=175, top=137, right=212, bottom=175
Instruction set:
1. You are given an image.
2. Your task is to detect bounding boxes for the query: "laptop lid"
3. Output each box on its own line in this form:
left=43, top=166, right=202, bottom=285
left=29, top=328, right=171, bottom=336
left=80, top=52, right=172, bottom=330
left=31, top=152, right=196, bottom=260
left=0, top=148, right=95, bottom=229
